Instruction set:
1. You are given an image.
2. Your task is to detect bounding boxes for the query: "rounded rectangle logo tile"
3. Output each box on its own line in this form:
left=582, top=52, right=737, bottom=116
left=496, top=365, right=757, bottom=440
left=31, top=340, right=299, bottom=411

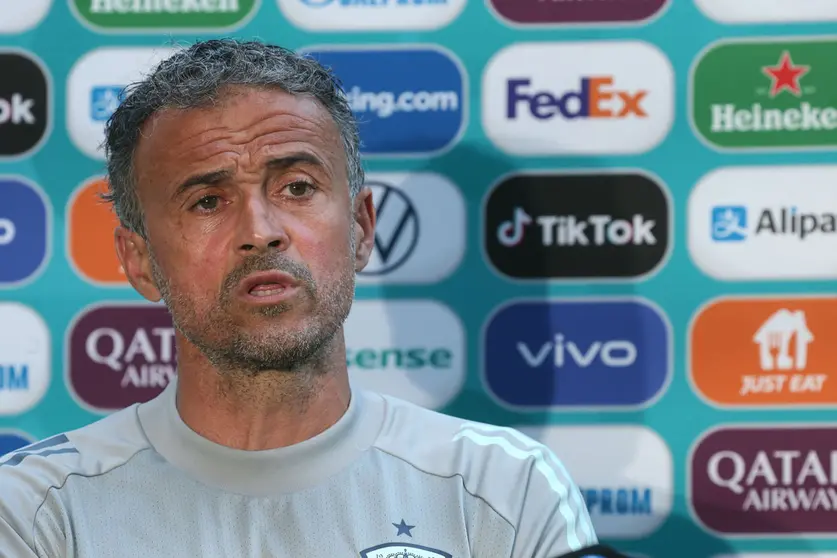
left=488, top=0, right=668, bottom=26
left=345, top=300, right=465, bottom=410
left=70, top=0, right=260, bottom=32
left=0, top=176, right=50, bottom=288
left=0, top=0, right=52, bottom=33
left=517, top=425, right=673, bottom=539
left=0, top=49, right=51, bottom=159
left=67, top=46, right=179, bottom=160
left=688, top=165, right=837, bottom=280
left=0, top=430, right=35, bottom=456
left=713, top=555, right=837, bottom=558
left=300, top=45, right=467, bottom=157
left=482, top=41, right=674, bottom=156
left=690, top=38, right=837, bottom=152
left=482, top=298, right=671, bottom=411
left=66, top=303, right=177, bottom=413
left=689, top=295, right=837, bottom=408
left=67, top=176, right=126, bottom=286
left=689, top=425, right=837, bottom=535
left=357, top=172, right=465, bottom=285
left=278, top=0, right=465, bottom=31
left=695, top=0, right=837, bottom=24
left=483, top=170, right=671, bottom=281
left=0, top=303, right=50, bottom=416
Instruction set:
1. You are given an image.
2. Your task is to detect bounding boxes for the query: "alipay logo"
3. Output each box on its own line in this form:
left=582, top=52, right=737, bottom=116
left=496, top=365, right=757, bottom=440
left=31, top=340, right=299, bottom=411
left=301, top=47, right=466, bottom=156
left=0, top=177, right=49, bottom=286
left=358, top=173, right=465, bottom=285
left=279, top=0, right=465, bottom=31
left=90, top=86, right=125, bottom=122
left=711, top=206, right=748, bottom=242
left=0, top=304, right=50, bottom=416
left=344, top=300, right=465, bottom=409
left=689, top=165, right=837, bottom=280
left=68, top=47, right=178, bottom=159
left=483, top=299, right=670, bottom=410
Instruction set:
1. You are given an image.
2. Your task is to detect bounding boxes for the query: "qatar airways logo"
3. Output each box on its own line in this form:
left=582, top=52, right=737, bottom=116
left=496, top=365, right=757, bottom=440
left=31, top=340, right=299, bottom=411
left=690, top=425, right=837, bottom=535
left=67, top=303, right=177, bottom=412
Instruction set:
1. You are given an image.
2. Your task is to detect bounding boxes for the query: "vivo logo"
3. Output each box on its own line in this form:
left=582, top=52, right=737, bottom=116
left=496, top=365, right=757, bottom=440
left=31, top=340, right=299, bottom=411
left=484, top=299, right=670, bottom=409
left=0, top=218, right=15, bottom=245
left=518, top=334, right=637, bottom=368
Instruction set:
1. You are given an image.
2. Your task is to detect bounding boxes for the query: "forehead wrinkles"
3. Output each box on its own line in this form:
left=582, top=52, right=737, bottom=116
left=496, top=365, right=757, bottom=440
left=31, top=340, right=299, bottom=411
left=143, top=104, right=341, bottom=167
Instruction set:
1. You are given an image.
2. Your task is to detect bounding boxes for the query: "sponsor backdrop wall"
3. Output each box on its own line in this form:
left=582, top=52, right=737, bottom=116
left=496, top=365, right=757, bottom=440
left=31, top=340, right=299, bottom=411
left=2, top=1, right=837, bottom=556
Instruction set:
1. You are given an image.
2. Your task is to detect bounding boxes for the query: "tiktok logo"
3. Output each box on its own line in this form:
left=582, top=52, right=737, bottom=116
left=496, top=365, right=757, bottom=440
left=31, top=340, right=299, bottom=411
left=497, top=207, right=532, bottom=247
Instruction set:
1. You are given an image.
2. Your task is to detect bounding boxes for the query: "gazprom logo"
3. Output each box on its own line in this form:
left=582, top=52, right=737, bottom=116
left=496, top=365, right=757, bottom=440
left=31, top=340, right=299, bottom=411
left=0, top=365, right=28, bottom=391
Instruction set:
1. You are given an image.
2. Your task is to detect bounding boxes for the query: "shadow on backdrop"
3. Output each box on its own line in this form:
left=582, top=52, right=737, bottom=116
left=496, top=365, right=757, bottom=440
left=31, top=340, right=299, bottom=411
left=401, top=141, right=741, bottom=558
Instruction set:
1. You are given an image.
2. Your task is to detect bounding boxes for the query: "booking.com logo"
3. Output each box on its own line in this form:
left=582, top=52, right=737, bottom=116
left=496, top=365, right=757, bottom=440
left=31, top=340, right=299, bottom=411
left=345, top=86, right=459, bottom=119
left=301, top=46, right=466, bottom=155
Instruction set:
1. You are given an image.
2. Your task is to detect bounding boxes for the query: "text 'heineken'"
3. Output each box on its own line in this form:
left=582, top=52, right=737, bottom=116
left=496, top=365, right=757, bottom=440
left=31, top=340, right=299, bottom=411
left=74, top=0, right=256, bottom=29
left=691, top=40, right=837, bottom=150
left=89, top=0, right=241, bottom=13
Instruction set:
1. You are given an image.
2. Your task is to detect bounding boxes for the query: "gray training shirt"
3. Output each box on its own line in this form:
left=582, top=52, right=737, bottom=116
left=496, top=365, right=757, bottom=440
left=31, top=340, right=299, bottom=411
left=0, top=379, right=597, bottom=557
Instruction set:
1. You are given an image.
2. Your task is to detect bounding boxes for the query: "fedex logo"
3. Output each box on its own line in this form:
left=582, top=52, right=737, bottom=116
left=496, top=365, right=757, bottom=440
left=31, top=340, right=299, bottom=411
left=507, top=77, right=648, bottom=120
left=482, top=41, right=674, bottom=156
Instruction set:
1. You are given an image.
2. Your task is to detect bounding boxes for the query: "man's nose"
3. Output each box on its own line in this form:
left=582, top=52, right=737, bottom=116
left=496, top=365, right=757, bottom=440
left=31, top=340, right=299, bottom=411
left=236, top=195, right=289, bottom=253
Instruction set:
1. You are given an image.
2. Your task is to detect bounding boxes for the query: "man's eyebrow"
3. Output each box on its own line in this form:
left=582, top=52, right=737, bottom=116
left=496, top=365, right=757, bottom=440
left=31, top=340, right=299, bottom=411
left=173, top=169, right=231, bottom=200
left=265, top=152, right=327, bottom=171
left=172, top=153, right=328, bottom=200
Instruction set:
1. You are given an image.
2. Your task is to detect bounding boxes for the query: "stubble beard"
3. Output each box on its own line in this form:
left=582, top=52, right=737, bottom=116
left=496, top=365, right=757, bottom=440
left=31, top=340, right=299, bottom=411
left=149, top=235, right=356, bottom=377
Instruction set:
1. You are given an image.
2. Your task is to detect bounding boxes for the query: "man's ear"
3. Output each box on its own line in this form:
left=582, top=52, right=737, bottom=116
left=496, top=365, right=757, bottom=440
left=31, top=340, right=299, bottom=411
left=352, top=187, right=376, bottom=272
left=114, top=227, right=162, bottom=302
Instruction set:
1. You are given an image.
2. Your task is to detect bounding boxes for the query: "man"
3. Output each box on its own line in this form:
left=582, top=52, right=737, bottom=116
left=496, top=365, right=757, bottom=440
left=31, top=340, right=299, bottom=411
left=0, top=39, right=599, bottom=557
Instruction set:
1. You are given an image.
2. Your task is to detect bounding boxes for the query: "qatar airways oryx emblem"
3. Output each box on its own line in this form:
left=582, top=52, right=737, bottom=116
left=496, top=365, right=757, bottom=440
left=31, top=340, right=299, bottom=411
left=360, top=543, right=452, bottom=558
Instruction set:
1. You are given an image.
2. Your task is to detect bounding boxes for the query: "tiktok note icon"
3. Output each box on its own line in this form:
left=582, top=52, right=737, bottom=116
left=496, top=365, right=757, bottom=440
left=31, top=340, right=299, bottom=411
left=496, top=207, right=532, bottom=247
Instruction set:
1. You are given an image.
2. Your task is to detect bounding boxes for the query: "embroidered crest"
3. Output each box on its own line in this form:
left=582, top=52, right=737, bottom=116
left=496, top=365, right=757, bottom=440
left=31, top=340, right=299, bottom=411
left=359, top=543, right=453, bottom=558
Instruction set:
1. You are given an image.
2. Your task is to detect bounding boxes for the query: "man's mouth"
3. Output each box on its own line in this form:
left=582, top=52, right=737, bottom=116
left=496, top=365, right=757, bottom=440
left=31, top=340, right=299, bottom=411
left=248, top=283, right=286, bottom=297
left=238, top=271, right=299, bottom=302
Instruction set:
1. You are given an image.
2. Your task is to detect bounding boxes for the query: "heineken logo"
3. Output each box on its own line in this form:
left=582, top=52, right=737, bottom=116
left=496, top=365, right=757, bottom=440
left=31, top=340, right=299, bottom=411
left=71, top=0, right=259, bottom=31
left=690, top=38, right=837, bottom=150
left=763, top=51, right=809, bottom=98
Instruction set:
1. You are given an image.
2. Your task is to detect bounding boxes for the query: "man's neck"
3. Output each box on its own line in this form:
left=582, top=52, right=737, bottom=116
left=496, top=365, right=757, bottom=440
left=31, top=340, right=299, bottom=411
left=173, top=333, right=352, bottom=451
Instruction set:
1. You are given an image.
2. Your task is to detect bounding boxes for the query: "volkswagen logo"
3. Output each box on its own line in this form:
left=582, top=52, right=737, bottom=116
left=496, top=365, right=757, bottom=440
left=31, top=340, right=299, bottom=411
left=360, top=181, right=419, bottom=276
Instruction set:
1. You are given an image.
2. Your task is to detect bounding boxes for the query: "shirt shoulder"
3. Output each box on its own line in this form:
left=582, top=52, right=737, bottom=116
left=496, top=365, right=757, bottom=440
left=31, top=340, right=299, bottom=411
left=370, top=392, right=597, bottom=552
left=0, top=405, right=151, bottom=553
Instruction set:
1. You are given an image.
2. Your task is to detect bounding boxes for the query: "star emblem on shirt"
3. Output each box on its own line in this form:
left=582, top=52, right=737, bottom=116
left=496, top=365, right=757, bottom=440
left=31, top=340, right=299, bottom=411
left=762, top=50, right=810, bottom=98
left=392, top=519, right=415, bottom=537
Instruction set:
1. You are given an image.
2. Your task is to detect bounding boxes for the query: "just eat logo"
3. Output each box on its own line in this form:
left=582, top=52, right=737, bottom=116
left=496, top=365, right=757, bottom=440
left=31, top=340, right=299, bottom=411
left=507, top=76, right=648, bottom=120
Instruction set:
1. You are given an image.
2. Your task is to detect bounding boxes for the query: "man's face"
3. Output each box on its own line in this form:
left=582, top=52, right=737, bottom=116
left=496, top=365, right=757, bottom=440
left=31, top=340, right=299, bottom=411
left=116, top=86, right=375, bottom=373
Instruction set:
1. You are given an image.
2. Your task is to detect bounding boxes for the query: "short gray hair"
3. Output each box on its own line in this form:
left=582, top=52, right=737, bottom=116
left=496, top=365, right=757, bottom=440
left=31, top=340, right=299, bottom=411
left=102, top=39, right=365, bottom=238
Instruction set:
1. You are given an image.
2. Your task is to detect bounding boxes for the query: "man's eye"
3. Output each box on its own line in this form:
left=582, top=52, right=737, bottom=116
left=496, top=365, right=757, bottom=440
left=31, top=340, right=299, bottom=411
left=286, top=182, right=314, bottom=197
left=194, top=195, right=220, bottom=211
